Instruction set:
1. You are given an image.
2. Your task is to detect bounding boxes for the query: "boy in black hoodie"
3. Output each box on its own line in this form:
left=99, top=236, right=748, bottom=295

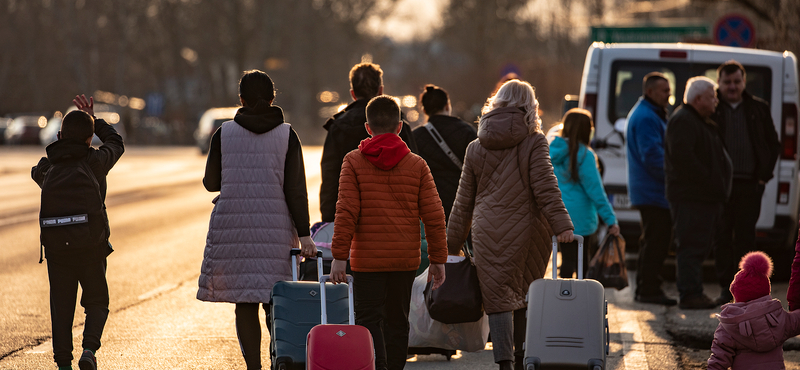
left=32, top=95, right=124, bottom=370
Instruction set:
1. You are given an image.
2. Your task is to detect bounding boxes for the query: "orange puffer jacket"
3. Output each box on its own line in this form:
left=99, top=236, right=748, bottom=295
left=331, top=139, right=447, bottom=272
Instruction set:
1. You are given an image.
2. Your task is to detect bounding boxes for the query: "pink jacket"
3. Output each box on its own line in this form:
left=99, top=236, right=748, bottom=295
left=708, top=296, right=800, bottom=370
left=786, top=221, right=800, bottom=311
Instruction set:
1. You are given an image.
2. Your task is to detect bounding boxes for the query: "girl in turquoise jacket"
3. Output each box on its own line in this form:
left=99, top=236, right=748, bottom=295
left=550, top=108, right=619, bottom=278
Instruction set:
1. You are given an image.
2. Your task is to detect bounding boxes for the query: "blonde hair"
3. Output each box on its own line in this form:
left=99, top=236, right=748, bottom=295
left=482, top=79, right=541, bottom=133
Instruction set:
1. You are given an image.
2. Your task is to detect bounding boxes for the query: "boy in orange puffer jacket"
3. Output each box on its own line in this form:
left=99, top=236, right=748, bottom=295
left=330, top=95, right=447, bottom=370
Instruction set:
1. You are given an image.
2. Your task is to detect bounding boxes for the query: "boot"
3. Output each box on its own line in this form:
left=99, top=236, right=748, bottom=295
left=499, top=360, right=513, bottom=370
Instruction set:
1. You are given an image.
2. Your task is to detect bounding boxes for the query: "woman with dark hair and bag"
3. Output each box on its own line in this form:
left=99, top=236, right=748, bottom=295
left=446, top=79, right=574, bottom=370
left=412, top=84, right=477, bottom=223
left=197, top=70, right=317, bottom=370
left=549, top=108, right=620, bottom=278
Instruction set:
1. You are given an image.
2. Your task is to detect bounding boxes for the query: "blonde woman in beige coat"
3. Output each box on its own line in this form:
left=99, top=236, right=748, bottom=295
left=447, top=79, right=574, bottom=370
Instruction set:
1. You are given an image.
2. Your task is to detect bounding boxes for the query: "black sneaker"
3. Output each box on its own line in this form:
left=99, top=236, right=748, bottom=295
left=679, top=294, right=717, bottom=309
left=78, top=350, right=96, bottom=370
left=635, top=293, right=678, bottom=306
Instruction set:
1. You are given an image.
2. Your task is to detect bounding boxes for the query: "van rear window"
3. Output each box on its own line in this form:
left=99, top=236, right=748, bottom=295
left=609, top=61, right=772, bottom=124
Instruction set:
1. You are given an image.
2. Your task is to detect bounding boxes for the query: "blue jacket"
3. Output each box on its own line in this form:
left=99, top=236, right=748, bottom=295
left=626, top=97, right=669, bottom=209
left=550, top=136, right=617, bottom=236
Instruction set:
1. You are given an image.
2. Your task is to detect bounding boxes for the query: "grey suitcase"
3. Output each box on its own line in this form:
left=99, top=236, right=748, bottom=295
left=524, top=235, right=609, bottom=370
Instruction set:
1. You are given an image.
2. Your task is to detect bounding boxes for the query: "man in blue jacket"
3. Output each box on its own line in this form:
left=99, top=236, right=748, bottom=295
left=626, top=72, right=678, bottom=306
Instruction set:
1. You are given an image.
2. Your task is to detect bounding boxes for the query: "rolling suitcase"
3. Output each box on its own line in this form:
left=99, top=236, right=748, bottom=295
left=269, top=249, right=349, bottom=370
left=524, top=235, right=609, bottom=370
left=307, top=275, right=375, bottom=370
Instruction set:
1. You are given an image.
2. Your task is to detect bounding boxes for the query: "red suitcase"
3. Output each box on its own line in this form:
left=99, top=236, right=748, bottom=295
left=306, top=275, right=375, bottom=370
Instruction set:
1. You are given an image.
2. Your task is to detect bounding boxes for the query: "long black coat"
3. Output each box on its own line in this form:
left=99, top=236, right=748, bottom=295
left=665, top=104, right=733, bottom=204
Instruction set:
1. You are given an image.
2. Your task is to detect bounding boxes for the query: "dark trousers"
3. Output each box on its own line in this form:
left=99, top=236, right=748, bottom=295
left=559, top=233, right=598, bottom=278
left=353, top=270, right=416, bottom=370
left=635, top=206, right=673, bottom=296
left=715, top=179, right=765, bottom=299
left=235, top=302, right=271, bottom=370
left=47, top=258, right=109, bottom=367
left=670, top=200, right=723, bottom=301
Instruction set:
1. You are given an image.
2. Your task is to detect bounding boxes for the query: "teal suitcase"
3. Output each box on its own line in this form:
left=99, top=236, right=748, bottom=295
left=270, top=249, right=349, bottom=370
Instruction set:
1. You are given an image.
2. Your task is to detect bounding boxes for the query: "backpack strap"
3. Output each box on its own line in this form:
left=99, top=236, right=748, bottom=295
left=423, top=122, right=462, bottom=168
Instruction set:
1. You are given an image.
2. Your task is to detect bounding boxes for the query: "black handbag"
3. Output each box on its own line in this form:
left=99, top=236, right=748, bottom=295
left=586, top=233, right=629, bottom=290
left=424, top=240, right=484, bottom=324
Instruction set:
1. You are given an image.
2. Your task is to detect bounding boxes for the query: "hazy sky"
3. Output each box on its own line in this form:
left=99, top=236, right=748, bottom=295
left=360, top=0, right=450, bottom=43
left=361, top=0, right=592, bottom=43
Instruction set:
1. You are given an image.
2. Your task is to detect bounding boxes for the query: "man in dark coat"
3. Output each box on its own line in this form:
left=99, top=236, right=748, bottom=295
left=665, top=76, right=733, bottom=310
left=710, top=60, right=781, bottom=305
left=319, top=63, right=418, bottom=222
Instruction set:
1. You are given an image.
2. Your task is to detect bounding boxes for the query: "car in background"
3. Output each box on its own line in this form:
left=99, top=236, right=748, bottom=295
left=573, top=42, right=799, bottom=276
left=194, top=107, right=238, bottom=154
left=6, top=115, right=47, bottom=145
left=0, top=118, right=11, bottom=145
left=40, top=104, right=126, bottom=146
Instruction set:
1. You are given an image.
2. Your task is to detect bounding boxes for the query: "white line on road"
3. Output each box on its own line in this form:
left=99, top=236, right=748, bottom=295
left=137, top=283, right=180, bottom=301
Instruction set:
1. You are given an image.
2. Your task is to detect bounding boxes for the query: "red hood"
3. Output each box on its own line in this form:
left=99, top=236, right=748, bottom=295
left=358, top=133, right=410, bottom=170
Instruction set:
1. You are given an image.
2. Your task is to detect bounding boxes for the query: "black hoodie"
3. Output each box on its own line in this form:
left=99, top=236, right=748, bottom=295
left=203, top=104, right=310, bottom=237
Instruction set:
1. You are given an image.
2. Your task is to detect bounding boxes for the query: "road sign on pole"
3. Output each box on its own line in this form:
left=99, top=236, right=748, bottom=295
left=714, top=14, right=755, bottom=48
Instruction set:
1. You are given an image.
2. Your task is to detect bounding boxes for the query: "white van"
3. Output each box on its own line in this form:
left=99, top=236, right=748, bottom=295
left=577, top=42, right=799, bottom=254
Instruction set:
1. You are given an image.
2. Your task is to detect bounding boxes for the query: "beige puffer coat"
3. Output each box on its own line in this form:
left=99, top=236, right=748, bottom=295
left=447, top=107, right=574, bottom=314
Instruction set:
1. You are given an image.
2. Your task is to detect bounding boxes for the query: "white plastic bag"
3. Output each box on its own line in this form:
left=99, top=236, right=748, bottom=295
left=408, top=268, right=490, bottom=352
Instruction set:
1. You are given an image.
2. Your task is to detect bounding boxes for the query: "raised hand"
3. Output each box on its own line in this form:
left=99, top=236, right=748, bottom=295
left=72, top=95, right=94, bottom=117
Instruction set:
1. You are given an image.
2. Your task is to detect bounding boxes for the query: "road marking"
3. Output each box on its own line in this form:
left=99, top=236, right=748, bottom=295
left=608, top=303, right=651, bottom=370
left=26, top=328, right=82, bottom=354
left=138, top=283, right=180, bottom=301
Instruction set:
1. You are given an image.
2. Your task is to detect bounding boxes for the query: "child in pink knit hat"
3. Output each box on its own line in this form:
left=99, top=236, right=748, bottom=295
left=708, top=251, right=800, bottom=370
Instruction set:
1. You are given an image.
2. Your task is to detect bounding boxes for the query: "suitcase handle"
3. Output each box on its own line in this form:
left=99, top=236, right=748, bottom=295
left=290, top=248, right=324, bottom=281
left=319, top=275, right=355, bottom=325
left=551, top=235, right=584, bottom=280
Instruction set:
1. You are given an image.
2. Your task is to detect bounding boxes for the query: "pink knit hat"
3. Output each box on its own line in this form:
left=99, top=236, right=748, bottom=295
left=729, top=251, right=773, bottom=303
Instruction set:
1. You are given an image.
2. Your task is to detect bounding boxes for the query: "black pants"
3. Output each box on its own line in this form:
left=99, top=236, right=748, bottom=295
left=235, top=302, right=271, bottom=370
left=670, top=200, right=723, bottom=301
left=47, top=258, right=109, bottom=367
left=635, top=206, right=673, bottom=296
left=559, top=233, right=598, bottom=278
left=353, top=270, right=416, bottom=370
left=715, top=179, right=765, bottom=299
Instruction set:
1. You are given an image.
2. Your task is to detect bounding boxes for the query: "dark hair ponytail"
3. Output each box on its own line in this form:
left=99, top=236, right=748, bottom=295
left=239, top=70, right=275, bottom=107
left=419, top=84, right=449, bottom=116
left=560, top=108, right=594, bottom=182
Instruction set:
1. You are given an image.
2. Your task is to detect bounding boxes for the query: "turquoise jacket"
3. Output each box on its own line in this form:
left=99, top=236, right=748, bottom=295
left=549, top=136, right=617, bottom=236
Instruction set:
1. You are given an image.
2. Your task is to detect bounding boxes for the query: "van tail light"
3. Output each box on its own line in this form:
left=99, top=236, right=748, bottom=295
left=782, top=103, right=798, bottom=159
left=777, top=182, right=790, bottom=204
left=581, top=93, right=598, bottom=121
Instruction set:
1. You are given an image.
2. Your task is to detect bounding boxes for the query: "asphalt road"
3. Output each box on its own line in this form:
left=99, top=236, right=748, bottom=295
left=0, top=145, right=797, bottom=370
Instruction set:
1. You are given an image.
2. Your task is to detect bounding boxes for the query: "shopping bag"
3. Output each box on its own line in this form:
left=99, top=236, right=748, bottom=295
left=424, top=242, right=483, bottom=324
left=586, top=233, right=628, bottom=290
left=409, top=266, right=490, bottom=352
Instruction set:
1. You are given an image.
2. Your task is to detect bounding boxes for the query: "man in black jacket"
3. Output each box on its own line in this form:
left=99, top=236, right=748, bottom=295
left=32, top=95, right=124, bottom=370
left=319, top=63, right=418, bottom=222
left=710, top=60, right=781, bottom=305
left=665, top=77, right=733, bottom=310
